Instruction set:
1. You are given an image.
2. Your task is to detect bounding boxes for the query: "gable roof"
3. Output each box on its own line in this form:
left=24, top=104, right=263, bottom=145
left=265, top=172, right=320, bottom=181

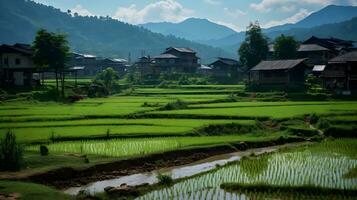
left=0, top=43, right=33, bottom=55
left=153, top=53, right=178, bottom=59
left=251, top=59, right=306, bottom=71
left=329, top=51, right=357, bottom=63
left=165, top=47, right=195, bottom=54
left=212, top=57, right=239, bottom=66
left=298, top=44, right=329, bottom=52
left=303, top=36, right=354, bottom=50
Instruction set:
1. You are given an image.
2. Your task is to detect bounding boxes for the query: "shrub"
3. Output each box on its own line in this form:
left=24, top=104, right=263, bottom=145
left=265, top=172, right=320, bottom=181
left=309, top=113, right=319, bottom=124
left=157, top=174, right=173, bottom=185
left=161, top=100, right=187, bottom=110
left=0, top=131, right=23, bottom=171
left=317, top=118, right=331, bottom=130
left=40, top=145, right=49, bottom=156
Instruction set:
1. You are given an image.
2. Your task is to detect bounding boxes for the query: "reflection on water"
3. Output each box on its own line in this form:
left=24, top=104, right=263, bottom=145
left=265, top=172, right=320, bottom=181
left=137, top=151, right=357, bottom=200
left=65, top=144, right=282, bottom=195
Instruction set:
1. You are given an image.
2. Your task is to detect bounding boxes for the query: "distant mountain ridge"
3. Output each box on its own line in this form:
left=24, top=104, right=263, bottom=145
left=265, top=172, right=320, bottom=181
left=141, top=18, right=237, bottom=41
left=0, top=0, right=235, bottom=63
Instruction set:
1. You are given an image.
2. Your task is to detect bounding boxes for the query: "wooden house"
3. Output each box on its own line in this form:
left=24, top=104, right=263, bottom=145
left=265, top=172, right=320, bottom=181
left=321, top=51, right=357, bottom=93
left=297, top=44, right=335, bottom=66
left=250, top=59, right=307, bottom=87
left=209, top=57, right=241, bottom=78
left=0, top=43, right=40, bottom=86
left=152, top=47, right=200, bottom=73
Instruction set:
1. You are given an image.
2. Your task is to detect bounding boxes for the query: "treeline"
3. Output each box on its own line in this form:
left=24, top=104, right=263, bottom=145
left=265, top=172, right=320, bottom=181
left=0, top=0, right=232, bottom=63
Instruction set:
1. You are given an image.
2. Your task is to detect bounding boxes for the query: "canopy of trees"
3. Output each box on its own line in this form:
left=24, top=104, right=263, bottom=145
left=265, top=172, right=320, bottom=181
left=273, top=34, right=298, bottom=59
left=238, top=22, right=269, bottom=70
left=32, top=29, right=70, bottom=97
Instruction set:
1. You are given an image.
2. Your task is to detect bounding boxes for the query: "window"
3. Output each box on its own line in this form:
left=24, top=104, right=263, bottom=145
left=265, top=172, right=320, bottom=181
left=15, top=58, right=21, bottom=65
left=4, top=58, right=8, bottom=65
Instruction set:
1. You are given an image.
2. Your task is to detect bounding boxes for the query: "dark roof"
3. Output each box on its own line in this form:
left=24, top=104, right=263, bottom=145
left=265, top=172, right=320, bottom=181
left=165, top=47, right=195, bottom=54
left=298, top=44, right=329, bottom=52
left=0, top=43, right=33, bottom=55
left=213, top=57, right=239, bottom=66
left=303, top=36, right=354, bottom=50
left=251, top=59, right=306, bottom=71
left=153, top=53, right=178, bottom=59
left=329, top=51, right=357, bottom=63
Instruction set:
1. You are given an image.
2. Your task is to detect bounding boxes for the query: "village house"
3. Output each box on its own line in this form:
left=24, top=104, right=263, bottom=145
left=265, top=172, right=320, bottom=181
left=303, top=36, right=355, bottom=54
left=151, top=47, right=200, bottom=73
left=0, top=43, right=40, bottom=86
left=321, top=51, right=357, bottom=94
left=249, top=59, right=307, bottom=88
left=209, top=57, right=241, bottom=78
left=69, top=53, right=128, bottom=77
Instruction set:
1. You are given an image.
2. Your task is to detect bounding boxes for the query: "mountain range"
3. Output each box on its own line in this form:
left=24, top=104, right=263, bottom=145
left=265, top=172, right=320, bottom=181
left=140, top=18, right=236, bottom=41
left=0, top=0, right=233, bottom=63
left=1, top=1, right=357, bottom=64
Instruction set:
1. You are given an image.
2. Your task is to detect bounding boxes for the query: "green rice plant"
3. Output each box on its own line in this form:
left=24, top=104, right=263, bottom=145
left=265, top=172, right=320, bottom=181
left=137, top=139, right=357, bottom=200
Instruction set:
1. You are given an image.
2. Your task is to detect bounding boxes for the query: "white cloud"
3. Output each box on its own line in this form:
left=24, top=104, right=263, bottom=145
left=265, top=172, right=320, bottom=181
left=223, top=8, right=247, bottom=18
left=203, top=0, right=221, bottom=5
left=71, top=4, right=93, bottom=16
left=113, top=0, right=194, bottom=24
left=214, top=20, right=242, bottom=32
left=251, top=0, right=335, bottom=12
left=263, top=9, right=312, bottom=28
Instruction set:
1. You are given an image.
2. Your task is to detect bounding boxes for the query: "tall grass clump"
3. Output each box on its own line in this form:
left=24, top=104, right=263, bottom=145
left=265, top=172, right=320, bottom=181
left=0, top=131, right=23, bottom=171
left=161, top=99, right=188, bottom=110
left=157, top=174, right=173, bottom=185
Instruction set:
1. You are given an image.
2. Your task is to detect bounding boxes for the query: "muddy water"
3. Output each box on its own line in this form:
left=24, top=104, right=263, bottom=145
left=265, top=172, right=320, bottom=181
left=64, top=142, right=305, bottom=195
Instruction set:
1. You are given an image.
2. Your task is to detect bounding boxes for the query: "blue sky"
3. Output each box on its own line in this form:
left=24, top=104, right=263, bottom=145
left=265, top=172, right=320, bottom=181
left=33, top=0, right=357, bottom=31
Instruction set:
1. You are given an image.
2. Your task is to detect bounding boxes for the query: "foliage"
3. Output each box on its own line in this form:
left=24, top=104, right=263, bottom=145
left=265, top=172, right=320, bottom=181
left=161, top=100, right=188, bottom=110
left=32, top=29, right=70, bottom=97
left=94, top=67, right=120, bottom=94
left=273, top=34, right=299, bottom=59
left=40, top=145, right=49, bottom=156
left=317, top=118, right=331, bottom=129
left=238, top=22, right=269, bottom=70
left=157, top=174, right=173, bottom=185
left=0, top=131, right=23, bottom=171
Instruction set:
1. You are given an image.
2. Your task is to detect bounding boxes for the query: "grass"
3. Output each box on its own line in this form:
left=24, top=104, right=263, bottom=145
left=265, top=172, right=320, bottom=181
left=152, top=102, right=357, bottom=119
left=26, top=133, right=284, bottom=158
left=137, top=139, right=357, bottom=200
left=0, top=181, right=73, bottom=200
left=1, top=119, right=255, bottom=143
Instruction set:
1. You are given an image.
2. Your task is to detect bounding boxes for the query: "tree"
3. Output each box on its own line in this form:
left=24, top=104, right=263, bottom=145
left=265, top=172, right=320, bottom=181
left=32, top=29, right=70, bottom=97
left=0, top=131, right=23, bottom=171
left=273, top=34, right=299, bottom=59
left=238, top=22, right=269, bottom=70
left=94, top=67, right=119, bottom=94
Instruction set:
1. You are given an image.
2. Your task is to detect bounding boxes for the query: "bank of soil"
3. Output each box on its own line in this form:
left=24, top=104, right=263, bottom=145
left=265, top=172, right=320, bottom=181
left=18, top=137, right=309, bottom=189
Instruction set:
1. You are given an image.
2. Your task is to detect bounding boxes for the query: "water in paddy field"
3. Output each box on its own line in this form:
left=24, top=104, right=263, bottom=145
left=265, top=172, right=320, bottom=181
left=65, top=142, right=357, bottom=199
left=136, top=151, right=357, bottom=200
left=65, top=143, right=295, bottom=195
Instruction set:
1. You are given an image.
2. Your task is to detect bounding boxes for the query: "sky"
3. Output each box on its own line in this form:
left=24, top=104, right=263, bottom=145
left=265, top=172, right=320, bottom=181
left=33, top=0, right=357, bottom=31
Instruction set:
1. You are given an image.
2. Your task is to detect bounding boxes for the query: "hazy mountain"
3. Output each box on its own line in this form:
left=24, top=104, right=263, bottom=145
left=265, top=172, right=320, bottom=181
left=141, top=18, right=237, bottom=41
left=267, top=17, right=357, bottom=42
left=266, top=5, right=357, bottom=32
left=201, top=5, right=357, bottom=53
left=0, top=0, right=235, bottom=63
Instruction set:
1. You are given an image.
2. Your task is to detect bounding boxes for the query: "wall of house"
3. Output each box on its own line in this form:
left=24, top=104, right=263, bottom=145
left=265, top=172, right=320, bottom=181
left=1, top=53, right=35, bottom=69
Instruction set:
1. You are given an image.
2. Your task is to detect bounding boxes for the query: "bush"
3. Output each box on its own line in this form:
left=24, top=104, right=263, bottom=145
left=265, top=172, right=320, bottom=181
left=317, top=118, right=331, bottom=130
left=40, top=145, right=49, bottom=156
left=309, top=113, right=319, bottom=124
left=157, top=174, right=173, bottom=185
left=161, top=100, right=188, bottom=110
left=0, top=131, right=23, bottom=171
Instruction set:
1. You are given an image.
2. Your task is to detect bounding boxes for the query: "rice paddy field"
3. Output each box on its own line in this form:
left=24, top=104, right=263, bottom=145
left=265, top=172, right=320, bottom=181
left=1, top=85, right=357, bottom=199
left=137, top=139, right=357, bottom=200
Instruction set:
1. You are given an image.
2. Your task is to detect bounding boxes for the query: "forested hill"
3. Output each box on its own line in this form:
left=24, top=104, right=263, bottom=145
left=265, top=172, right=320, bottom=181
left=267, top=16, right=357, bottom=42
left=0, top=0, right=233, bottom=63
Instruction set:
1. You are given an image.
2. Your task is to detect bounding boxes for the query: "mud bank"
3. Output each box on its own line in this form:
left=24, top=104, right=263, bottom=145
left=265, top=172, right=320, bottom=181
left=26, top=137, right=308, bottom=189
